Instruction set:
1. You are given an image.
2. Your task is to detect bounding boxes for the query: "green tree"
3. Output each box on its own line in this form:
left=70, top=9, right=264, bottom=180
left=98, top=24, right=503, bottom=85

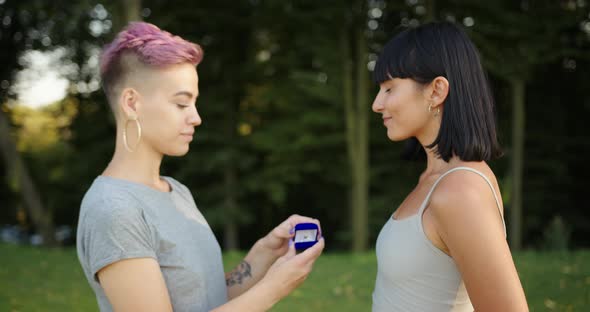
left=455, top=0, right=589, bottom=249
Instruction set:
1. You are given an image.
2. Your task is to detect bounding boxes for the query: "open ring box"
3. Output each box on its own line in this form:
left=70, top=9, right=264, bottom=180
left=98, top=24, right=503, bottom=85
left=293, top=223, right=320, bottom=251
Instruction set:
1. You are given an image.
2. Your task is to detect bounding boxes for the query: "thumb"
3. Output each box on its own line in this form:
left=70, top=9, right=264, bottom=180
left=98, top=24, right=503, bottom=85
left=274, top=239, right=296, bottom=266
left=298, top=237, right=325, bottom=265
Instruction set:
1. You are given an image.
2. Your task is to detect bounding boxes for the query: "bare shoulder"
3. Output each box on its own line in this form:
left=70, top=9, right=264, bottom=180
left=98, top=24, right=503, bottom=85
left=428, top=163, right=504, bottom=230
left=424, top=164, right=528, bottom=310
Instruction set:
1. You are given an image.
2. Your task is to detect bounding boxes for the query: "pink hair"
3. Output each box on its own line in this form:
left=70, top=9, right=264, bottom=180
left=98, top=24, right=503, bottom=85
left=100, top=22, right=203, bottom=92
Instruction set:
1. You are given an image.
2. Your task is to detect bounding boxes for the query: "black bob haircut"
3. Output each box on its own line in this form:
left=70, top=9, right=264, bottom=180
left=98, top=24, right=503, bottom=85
left=374, top=21, right=502, bottom=162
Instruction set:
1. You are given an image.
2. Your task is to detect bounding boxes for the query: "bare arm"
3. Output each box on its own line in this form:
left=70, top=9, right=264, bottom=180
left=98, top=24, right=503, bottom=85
left=98, top=258, right=173, bottom=312
left=98, top=215, right=325, bottom=312
left=430, top=172, right=528, bottom=312
left=214, top=237, right=325, bottom=312
left=99, top=240, right=324, bottom=312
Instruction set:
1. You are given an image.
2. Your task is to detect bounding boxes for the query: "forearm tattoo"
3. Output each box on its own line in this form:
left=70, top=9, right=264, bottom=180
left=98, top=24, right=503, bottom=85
left=225, top=260, right=252, bottom=287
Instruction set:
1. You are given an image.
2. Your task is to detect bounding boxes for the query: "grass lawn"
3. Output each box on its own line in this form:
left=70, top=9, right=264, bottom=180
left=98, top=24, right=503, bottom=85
left=0, top=243, right=588, bottom=311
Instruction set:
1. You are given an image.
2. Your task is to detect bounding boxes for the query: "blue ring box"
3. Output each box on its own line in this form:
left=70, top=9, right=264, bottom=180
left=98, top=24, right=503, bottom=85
left=294, top=223, right=319, bottom=251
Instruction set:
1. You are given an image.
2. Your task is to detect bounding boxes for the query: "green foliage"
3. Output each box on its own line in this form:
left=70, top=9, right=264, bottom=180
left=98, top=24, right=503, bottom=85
left=0, top=0, right=589, bottom=250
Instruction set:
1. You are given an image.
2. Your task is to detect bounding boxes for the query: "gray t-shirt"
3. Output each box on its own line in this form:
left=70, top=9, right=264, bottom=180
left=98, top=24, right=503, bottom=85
left=76, top=175, right=228, bottom=312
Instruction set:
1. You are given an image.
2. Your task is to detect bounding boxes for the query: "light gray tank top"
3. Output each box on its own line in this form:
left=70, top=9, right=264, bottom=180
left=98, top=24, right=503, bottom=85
left=372, top=167, right=505, bottom=312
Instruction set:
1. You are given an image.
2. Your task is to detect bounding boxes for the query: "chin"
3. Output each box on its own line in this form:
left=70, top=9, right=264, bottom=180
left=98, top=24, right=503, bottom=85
left=164, top=146, right=190, bottom=157
left=387, top=130, right=410, bottom=142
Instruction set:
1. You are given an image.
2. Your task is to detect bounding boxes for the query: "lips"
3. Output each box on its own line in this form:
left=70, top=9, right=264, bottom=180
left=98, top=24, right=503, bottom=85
left=382, top=117, right=392, bottom=125
left=180, top=132, right=194, bottom=141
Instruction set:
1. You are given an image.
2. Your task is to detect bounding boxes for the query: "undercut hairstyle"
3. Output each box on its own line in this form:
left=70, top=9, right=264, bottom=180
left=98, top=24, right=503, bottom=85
left=99, top=22, right=203, bottom=111
left=374, top=21, right=502, bottom=162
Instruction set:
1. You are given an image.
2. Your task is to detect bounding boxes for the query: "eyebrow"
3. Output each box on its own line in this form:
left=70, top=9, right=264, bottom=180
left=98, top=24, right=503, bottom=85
left=173, top=91, right=198, bottom=98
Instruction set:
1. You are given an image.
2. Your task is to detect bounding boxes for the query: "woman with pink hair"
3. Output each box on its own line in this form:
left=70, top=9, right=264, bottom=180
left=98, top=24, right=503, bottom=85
left=76, top=22, right=324, bottom=312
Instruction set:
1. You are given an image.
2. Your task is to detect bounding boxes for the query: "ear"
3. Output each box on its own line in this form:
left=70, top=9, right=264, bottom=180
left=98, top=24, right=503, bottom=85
left=425, top=76, right=449, bottom=109
left=119, top=88, right=140, bottom=119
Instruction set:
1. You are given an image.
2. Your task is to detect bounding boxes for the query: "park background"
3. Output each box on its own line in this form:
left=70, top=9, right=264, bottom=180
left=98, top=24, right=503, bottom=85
left=0, top=0, right=589, bottom=311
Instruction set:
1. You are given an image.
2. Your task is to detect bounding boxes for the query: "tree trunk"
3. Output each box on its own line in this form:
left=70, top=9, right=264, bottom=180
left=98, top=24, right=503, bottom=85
left=0, top=109, right=56, bottom=246
left=425, top=0, right=436, bottom=22
left=221, top=99, right=239, bottom=251
left=223, top=166, right=239, bottom=251
left=342, top=8, right=370, bottom=252
left=341, top=29, right=356, bottom=251
left=122, top=0, right=141, bottom=23
left=223, top=85, right=239, bottom=251
left=509, top=78, right=525, bottom=251
left=111, top=0, right=142, bottom=33
left=352, top=26, right=369, bottom=252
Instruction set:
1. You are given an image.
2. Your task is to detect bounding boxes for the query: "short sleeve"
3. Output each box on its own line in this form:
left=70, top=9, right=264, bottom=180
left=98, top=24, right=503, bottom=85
left=80, top=198, right=157, bottom=282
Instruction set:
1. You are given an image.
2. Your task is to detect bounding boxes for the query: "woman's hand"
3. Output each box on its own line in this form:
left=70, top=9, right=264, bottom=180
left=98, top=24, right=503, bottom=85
left=257, top=236, right=325, bottom=305
left=225, top=214, right=323, bottom=301
left=257, top=214, right=322, bottom=259
left=214, top=235, right=325, bottom=312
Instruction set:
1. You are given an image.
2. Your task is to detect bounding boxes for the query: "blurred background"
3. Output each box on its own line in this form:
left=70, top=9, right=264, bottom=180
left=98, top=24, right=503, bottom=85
left=1, top=0, right=589, bottom=311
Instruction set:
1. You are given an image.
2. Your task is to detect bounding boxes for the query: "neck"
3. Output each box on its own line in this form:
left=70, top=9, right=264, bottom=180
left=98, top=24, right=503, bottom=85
left=416, top=120, right=460, bottom=176
left=423, top=146, right=456, bottom=175
left=102, top=131, right=166, bottom=190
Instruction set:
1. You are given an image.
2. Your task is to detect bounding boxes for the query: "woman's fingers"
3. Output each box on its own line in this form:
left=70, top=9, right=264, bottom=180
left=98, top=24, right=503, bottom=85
left=272, top=215, right=322, bottom=239
left=293, top=237, right=325, bottom=267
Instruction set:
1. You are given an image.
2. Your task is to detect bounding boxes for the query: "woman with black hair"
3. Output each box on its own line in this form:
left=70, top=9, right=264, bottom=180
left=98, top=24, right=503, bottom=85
left=371, top=22, right=528, bottom=311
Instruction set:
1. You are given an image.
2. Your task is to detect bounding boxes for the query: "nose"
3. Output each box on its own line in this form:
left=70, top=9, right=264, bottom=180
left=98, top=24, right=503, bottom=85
left=188, top=106, right=202, bottom=126
left=372, top=93, right=384, bottom=113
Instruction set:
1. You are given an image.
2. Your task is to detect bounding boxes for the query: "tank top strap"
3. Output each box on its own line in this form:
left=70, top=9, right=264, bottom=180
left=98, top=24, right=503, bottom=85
left=417, top=166, right=506, bottom=235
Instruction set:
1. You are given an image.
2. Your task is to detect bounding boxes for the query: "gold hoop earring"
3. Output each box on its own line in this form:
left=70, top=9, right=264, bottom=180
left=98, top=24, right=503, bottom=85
left=123, top=117, right=141, bottom=152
